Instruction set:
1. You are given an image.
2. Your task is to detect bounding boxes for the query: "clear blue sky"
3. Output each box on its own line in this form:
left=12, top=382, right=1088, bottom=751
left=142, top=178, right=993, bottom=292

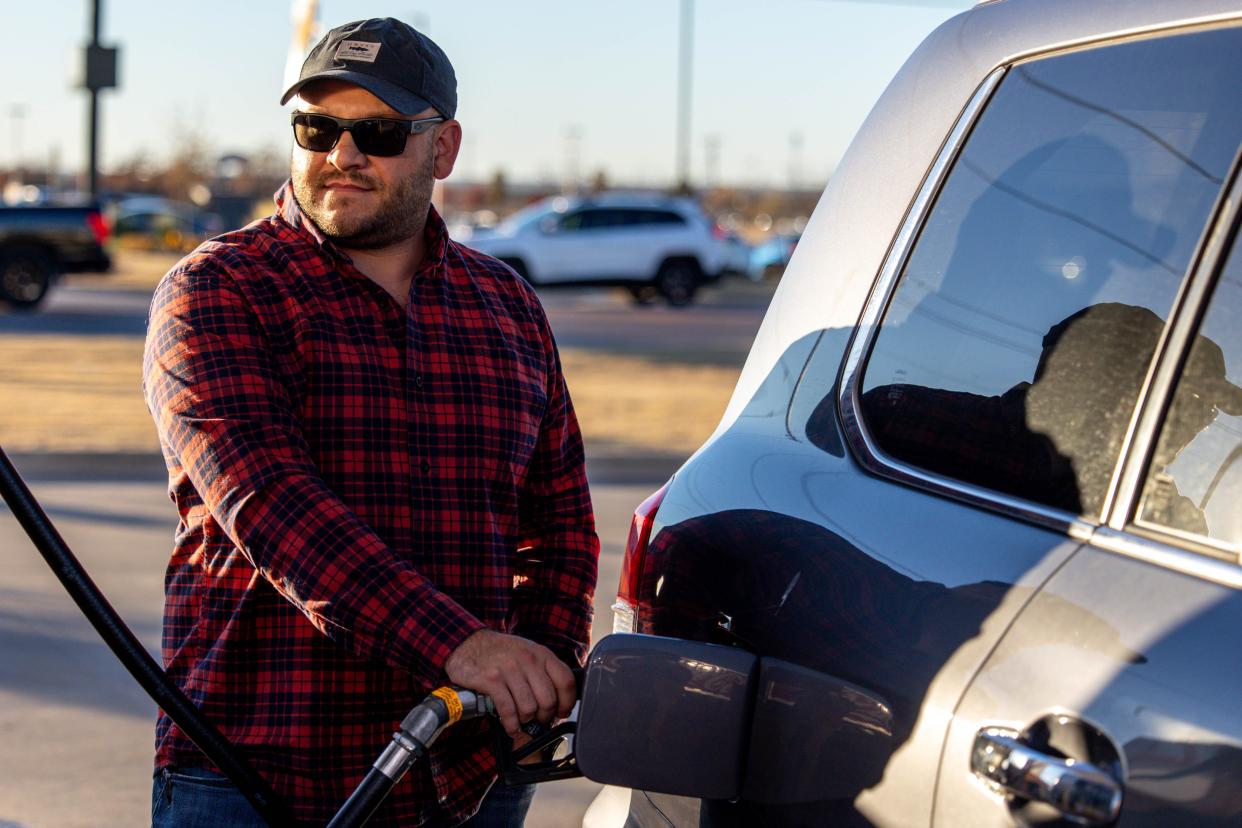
left=6, top=1, right=970, bottom=188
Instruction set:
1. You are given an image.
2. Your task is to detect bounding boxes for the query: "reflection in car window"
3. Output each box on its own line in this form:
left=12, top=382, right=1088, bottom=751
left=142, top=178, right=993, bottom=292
left=1138, top=233, right=1242, bottom=546
left=858, top=27, right=1242, bottom=516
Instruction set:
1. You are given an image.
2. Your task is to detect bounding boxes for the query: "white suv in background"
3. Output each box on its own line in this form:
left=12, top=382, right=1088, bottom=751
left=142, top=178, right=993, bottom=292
left=464, top=193, right=729, bottom=306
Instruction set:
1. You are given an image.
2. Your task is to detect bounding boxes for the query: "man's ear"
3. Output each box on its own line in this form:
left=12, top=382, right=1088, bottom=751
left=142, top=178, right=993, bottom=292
left=432, top=120, right=463, bottom=180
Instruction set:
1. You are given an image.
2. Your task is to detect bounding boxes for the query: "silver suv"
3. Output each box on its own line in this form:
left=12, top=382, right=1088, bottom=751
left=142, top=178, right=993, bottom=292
left=598, top=1, right=1242, bottom=825
left=465, top=193, right=728, bottom=306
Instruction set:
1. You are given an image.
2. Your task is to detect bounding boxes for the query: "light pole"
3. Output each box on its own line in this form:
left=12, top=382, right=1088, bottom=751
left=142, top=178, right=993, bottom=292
left=788, top=131, right=804, bottom=191
left=564, top=125, right=583, bottom=193
left=10, top=104, right=26, bottom=181
left=81, top=0, right=119, bottom=199
left=675, top=0, right=694, bottom=193
left=704, top=134, right=720, bottom=190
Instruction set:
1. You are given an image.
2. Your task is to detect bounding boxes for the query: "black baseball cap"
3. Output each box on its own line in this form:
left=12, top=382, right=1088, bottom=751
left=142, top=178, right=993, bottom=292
left=280, top=18, right=457, bottom=118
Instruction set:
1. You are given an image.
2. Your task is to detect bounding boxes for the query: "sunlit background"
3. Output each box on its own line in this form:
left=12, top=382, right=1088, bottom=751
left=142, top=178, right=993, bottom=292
left=0, top=2, right=972, bottom=826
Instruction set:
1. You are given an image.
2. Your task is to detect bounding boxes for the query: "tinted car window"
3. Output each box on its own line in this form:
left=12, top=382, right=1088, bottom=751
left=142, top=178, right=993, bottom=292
left=559, top=209, right=622, bottom=231
left=560, top=207, right=686, bottom=230
left=859, top=27, right=1242, bottom=516
left=635, top=209, right=686, bottom=226
left=557, top=210, right=586, bottom=231
left=1138, top=229, right=1242, bottom=545
left=585, top=209, right=623, bottom=230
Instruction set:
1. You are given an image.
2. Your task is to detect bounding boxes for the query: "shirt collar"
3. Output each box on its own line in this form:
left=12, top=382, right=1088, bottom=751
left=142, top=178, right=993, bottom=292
left=273, top=180, right=450, bottom=277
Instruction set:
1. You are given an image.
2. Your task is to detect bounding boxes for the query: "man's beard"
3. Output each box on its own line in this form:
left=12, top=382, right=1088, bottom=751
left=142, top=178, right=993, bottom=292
left=293, top=154, right=435, bottom=249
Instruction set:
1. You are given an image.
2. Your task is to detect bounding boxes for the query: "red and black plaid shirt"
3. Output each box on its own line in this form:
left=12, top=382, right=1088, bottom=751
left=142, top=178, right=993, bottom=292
left=142, top=184, right=599, bottom=826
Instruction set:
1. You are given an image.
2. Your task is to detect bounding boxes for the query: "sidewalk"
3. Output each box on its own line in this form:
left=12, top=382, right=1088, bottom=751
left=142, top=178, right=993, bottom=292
left=0, top=452, right=657, bottom=828
left=0, top=249, right=751, bottom=827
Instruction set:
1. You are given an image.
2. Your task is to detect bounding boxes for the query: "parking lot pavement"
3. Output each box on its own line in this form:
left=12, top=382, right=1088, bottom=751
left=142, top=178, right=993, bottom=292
left=0, top=455, right=660, bottom=828
left=0, top=250, right=719, bottom=825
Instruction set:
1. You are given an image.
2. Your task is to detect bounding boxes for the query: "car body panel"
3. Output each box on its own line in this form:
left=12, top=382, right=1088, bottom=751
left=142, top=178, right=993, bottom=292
left=636, top=369, right=1082, bottom=822
left=0, top=205, right=112, bottom=273
left=936, top=544, right=1242, bottom=825
left=534, top=220, right=701, bottom=285
left=597, top=1, right=1242, bottom=826
left=466, top=194, right=727, bottom=287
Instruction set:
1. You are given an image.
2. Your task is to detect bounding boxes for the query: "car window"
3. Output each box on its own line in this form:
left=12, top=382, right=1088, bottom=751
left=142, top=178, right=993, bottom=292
left=635, top=209, right=686, bottom=226
left=566, top=209, right=627, bottom=231
left=1137, top=228, right=1242, bottom=547
left=857, top=26, right=1242, bottom=517
left=500, top=202, right=561, bottom=233
left=577, top=209, right=612, bottom=230
left=557, top=210, right=586, bottom=231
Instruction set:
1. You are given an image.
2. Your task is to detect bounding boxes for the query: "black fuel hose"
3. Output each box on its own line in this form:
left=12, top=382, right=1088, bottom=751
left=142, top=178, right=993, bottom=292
left=0, top=447, right=298, bottom=828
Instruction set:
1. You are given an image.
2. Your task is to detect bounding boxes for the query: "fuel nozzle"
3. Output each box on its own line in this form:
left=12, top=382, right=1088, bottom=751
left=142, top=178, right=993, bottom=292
left=326, top=687, right=496, bottom=828
left=399, top=686, right=495, bottom=748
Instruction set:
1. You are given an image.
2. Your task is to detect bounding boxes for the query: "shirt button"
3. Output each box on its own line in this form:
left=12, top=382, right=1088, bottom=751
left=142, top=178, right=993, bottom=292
left=414, top=374, right=424, bottom=389
left=421, top=460, right=431, bottom=474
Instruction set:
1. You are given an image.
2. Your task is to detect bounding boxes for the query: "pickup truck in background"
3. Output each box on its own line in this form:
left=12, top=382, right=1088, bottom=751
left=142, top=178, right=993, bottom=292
left=0, top=205, right=112, bottom=310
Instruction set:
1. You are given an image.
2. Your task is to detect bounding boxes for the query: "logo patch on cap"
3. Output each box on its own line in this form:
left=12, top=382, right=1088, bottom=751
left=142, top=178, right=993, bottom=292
left=334, top=40, right=381, bottom=63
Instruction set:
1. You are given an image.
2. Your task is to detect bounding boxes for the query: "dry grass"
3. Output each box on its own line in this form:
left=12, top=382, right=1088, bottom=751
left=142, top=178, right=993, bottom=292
left=64, top=250, right=183, bottom=292
left=561, top=350, right=736, bottom=457
left=12, top=250, right=740, bottom=455
left=0, top=336, right=156, bottom=452
left=0, top=334, right=736, bottom=456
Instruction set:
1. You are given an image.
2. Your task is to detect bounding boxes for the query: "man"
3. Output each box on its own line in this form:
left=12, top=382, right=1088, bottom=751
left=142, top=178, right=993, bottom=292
left=143, top=18, right=599, bottom=827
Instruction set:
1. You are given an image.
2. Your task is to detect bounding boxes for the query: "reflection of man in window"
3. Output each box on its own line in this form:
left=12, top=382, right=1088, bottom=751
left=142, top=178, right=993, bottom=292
left=1141, top=320, right=1242, bottom=535
left=862, top=303, right=1242, bottom=521
left=878, top=134, right=1177, bottom=400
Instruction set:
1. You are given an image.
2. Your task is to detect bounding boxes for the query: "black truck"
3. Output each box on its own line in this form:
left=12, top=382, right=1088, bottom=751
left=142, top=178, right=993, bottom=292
left=0, top=204, right=112, bottom=310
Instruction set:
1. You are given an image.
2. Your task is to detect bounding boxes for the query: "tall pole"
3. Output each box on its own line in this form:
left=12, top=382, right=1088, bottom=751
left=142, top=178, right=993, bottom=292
left=80, top=0, right=117, bottom=199
left=10, top=105, right=26, bottom=181
left=87, top=0, right=102, bottom=199
left=788, top=131, right=804, bottom=191
left=564, top=125, right=583, bottom=193
left=675, top=0, right=694, bottom=192
left=704, top=134, right=720, bottom=190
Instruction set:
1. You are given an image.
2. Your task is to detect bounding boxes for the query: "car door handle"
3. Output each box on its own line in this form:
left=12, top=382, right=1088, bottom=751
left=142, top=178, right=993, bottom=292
left=971, top=728, right=1123, bottom=825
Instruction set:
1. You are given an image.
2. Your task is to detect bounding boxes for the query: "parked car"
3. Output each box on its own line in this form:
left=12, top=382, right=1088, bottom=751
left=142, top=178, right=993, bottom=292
left=746, top=232, right=800, bottom=281
left=465, top=193, right=730, bottom=306
left=599, top=1, right=1242, bottom=825
left=719, top=231, right=752, bottom=278
left=0, top=204, right=112, bottom=309
left=110, top=197, right=225, bottom=254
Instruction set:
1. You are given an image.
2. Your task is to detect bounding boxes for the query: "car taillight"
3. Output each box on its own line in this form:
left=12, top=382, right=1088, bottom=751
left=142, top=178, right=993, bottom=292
left=612, top=479, right=671, bottom=634
left=86, top=211, right=110, bottom=246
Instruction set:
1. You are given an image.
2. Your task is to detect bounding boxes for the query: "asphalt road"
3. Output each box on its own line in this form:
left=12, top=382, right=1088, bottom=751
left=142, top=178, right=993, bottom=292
left=0, top=462, right=648, bottom=828
left=2, top=276, right=772, bottom=367
left=0, top=274, right=774, bottom=827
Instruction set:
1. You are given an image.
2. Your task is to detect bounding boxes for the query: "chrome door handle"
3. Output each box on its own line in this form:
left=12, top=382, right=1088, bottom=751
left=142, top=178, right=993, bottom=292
left=972, top=728, right=1123, bottom=825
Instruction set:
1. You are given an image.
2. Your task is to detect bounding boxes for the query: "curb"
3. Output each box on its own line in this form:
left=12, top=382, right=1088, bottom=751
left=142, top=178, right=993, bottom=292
left=4, top=451, right=168, bottom=481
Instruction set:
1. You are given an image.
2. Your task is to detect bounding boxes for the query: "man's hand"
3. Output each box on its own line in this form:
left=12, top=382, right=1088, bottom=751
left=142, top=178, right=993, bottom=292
left=444, top=629, right=576, bottom=738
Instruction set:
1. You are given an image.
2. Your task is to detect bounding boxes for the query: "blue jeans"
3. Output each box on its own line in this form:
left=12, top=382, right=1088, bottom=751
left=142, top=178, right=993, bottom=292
left=451, top=781, right=536, bottom=828
left=151, top=767, right=535, bottom=827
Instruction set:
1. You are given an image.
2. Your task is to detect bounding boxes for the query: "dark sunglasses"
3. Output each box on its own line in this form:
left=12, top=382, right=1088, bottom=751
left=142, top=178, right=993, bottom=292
left=290, top=112, right=445, bottom=157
